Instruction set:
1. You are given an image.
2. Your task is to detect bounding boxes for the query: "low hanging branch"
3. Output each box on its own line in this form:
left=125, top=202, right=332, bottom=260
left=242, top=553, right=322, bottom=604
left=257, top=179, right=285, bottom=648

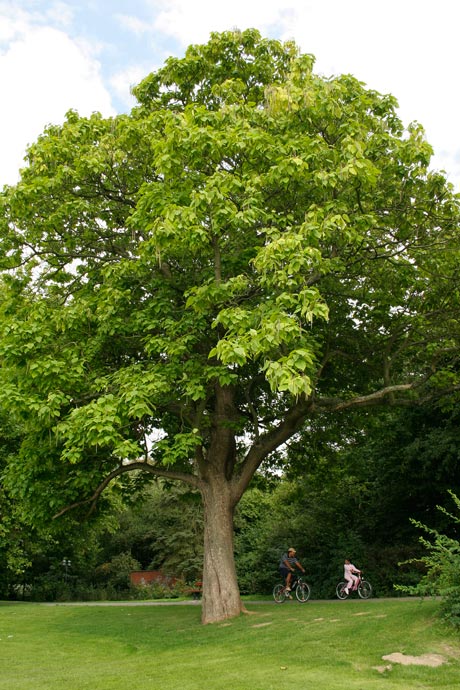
left=53, top=378, right=460, bottom=521
left=52, top=460, right=201, bottom=519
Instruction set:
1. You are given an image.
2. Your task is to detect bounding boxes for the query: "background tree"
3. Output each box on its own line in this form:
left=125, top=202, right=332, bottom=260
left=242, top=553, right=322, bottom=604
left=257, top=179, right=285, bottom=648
left=98, top=482, right=203, bottom=582
left=1, top=29, right=459, bottom=623
left=252, top=400, right=460, bottom=598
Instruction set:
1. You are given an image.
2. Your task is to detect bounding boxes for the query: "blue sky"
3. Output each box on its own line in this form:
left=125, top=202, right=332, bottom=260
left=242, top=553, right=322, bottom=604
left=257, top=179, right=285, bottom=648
left=1, top=0, right=459, bottom=188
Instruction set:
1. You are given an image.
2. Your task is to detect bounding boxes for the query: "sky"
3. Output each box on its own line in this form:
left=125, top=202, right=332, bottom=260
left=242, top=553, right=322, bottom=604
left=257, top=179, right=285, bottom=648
left=1, top=0, right=459, bottom=190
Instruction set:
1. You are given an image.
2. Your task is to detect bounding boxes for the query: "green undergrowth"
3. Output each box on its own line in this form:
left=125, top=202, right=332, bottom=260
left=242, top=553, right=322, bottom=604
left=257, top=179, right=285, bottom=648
left=0, top=598, right=459, bottom=689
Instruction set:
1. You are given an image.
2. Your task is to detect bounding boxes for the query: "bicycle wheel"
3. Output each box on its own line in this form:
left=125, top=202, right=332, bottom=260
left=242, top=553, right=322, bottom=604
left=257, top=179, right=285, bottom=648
left=295, top=582, right=311, bottom=603
left=336, top=582, right=349, bottom=600
left=358, top=580, right=372, bottom=599
left=273, top=583, right=286, bottom=603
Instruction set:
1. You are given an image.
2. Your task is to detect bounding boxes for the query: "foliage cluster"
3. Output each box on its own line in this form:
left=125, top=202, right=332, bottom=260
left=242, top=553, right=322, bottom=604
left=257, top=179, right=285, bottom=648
left=396, top=491, right=460, bottom=629
left=0, top=483, right=203, bottom=602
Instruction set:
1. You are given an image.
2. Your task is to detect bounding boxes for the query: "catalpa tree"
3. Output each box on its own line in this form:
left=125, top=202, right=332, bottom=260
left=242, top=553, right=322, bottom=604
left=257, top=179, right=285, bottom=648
left=1, top=30, right=459, bottom=623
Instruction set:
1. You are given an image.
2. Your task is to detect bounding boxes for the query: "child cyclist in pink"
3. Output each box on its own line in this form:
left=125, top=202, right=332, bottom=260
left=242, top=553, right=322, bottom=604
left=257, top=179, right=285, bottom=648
left=344, top=559, right=361, bottom=594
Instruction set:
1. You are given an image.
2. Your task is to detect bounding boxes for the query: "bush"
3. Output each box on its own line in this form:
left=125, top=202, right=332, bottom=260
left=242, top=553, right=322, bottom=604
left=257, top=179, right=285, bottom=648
left=129, top=581, right=183, bottom=600
left=396, top=491, right=460, bottom=629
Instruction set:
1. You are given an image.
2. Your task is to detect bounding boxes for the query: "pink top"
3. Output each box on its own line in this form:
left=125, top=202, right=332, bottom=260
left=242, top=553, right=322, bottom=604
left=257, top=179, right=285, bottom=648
left=344, top=562, right=360, bottom=578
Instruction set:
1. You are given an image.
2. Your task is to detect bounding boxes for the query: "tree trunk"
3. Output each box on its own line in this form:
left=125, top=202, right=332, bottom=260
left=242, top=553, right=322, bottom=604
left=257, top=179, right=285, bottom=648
left=200, top=472, right=243, bottom=624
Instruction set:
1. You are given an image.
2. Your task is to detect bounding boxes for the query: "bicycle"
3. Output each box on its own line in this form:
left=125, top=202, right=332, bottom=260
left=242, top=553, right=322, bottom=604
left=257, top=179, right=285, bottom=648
left=273, top=574, right=311, bottom=603
left=336, top=572, right=372, bottom=600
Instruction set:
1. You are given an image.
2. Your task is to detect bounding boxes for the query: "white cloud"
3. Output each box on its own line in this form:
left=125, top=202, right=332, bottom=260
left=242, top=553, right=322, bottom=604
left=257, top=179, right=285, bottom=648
left=44, top=1, right=75, bottom=28
left=0, top=5, right=31, bottom=42
left=152, top=0, right=292, bottom=44
left=0, top=24, right=114, bottom=186
left=0, top=1, right=73, bottom=41
left=115, top=13, right=152, bottom=35
left=110, top=65, right=149, bottom=108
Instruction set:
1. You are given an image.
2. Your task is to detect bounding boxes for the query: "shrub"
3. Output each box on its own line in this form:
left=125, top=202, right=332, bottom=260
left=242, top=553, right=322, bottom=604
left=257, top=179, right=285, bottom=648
left=396, top=491, right=460, bottom=629
left=129, top=581, right=182, bottom=600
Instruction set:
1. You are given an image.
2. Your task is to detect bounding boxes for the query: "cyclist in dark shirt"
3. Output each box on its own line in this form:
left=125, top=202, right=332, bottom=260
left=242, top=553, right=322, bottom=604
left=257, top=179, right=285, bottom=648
left=279, top=547, right=305, bottom=596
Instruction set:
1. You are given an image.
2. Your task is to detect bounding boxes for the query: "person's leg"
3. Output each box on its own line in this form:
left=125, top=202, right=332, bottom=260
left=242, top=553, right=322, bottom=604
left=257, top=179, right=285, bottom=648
left=344, top=577, right=353, bottom=594
left=280, top=567, right=292, bottom=590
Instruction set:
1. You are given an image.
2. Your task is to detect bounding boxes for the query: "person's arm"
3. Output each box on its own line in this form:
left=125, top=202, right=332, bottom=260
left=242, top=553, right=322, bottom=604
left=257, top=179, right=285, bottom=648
left=296, top=560, right=305, bottom=573
left=282, top=559, right=295, bottom=571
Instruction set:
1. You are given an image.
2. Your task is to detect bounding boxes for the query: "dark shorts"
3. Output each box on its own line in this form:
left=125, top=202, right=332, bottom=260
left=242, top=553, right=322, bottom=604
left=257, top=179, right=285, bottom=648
left=279, top=566, right=291, bottom=578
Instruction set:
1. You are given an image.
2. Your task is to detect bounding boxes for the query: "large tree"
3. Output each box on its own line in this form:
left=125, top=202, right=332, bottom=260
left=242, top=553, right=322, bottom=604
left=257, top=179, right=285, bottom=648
left=1, top=29, right=459, bottom=623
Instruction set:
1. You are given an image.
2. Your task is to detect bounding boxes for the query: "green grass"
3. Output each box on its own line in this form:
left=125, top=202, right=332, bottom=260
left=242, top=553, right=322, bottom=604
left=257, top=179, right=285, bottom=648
left=1, top=598, right=459, bottom=689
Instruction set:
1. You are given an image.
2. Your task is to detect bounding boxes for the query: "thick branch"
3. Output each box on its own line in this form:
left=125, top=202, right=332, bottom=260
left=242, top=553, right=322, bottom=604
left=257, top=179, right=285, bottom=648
left=233, top=378, right=460, bottom=504
left=316, top=379, right=460, bottom=411
left=317, top=382, right=415, bottom=411
left=52, top=460, right=201, bottom=519
left=233, top=398, right=313, bottom=503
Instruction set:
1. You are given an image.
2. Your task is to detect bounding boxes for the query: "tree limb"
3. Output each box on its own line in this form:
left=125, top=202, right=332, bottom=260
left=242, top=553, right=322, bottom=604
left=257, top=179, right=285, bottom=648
left=52, top=460, right=202, bottom=519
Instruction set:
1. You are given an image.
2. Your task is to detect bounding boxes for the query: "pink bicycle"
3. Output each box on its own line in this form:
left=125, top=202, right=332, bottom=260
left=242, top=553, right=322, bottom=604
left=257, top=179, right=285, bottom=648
left=336, top=572, right=372, bottom=600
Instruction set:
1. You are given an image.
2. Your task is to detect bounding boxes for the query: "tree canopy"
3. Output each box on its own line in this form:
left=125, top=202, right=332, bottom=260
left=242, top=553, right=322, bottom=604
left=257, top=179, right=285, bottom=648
left=1, top=29, right=459, bottom=622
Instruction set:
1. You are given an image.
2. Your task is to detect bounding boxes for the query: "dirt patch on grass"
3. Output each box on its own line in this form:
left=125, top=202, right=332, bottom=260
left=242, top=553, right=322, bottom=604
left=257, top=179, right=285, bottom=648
left=381, top=652, right=446, bottom=667
left=440, top=643, right=460, bottom=660
left=374, top=664, right=392, bottom=673
left=251, top=622, right=273, bottom=628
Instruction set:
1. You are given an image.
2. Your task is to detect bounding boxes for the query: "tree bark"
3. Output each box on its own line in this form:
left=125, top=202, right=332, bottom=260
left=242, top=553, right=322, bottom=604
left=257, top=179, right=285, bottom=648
left=200, top=471, right=243, bottom=624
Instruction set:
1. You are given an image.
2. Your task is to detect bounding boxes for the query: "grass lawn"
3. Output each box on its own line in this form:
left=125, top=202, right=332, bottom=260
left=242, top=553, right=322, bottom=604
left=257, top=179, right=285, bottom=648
left=1, top=598, right=459, bottom=689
